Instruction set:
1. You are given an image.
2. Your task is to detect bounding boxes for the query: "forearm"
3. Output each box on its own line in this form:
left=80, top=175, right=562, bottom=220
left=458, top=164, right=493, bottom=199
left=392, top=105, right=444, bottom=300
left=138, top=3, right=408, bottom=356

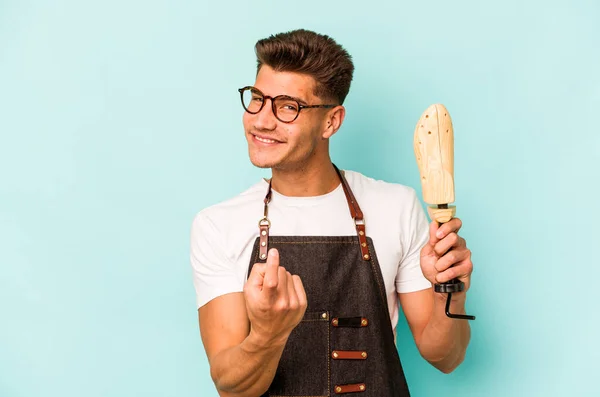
left=210, top=331, right=286, bottom=397
left=418, top=293, right=471, bottom=373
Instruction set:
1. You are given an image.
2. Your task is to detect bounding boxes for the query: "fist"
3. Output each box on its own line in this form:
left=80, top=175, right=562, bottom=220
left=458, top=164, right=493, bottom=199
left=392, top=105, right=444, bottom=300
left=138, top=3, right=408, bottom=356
left=420, top=218, right=473, bottom=293
left=243, top=248, right=307, bottom=345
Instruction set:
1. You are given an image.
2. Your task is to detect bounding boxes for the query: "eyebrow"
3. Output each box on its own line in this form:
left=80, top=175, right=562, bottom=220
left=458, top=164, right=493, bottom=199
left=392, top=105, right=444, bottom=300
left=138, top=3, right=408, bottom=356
left=269, top=92, right=308, bottom=105
left=255, top=86, right=309, bottom=105
left=286, top=95, right=309, bottom=106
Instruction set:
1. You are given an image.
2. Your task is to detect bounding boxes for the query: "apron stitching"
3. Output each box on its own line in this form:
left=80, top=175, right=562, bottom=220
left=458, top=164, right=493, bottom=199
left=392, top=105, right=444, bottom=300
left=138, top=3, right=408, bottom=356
left=368, top=255, right=388, bottom=310
left=328, top=312, right=331, bottom=396
left=259, top=239, right=387, bottom=304
left=249, top=239, right=401, bottom=394
left=266, top=241, right=355, bottom=244
left=364, top=243, right=390, bottom=318
left=250, top=242, right=332, bottom=396
left=248, top=170, right=410, bottom=395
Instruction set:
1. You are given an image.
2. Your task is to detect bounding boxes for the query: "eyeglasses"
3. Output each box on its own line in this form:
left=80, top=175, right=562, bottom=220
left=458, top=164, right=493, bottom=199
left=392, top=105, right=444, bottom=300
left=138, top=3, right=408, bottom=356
left=238, top=86, right=338, bottom=123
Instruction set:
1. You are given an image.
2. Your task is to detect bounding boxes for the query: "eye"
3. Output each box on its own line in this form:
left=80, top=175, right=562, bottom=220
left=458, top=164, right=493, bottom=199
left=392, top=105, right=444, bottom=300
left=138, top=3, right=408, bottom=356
left=279, top=101, right=298, bottom=112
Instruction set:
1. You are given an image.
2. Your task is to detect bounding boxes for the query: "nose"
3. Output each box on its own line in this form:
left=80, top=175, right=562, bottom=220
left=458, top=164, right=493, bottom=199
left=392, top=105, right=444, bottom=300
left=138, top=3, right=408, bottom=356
left=253, top=98, right=277, bottom=131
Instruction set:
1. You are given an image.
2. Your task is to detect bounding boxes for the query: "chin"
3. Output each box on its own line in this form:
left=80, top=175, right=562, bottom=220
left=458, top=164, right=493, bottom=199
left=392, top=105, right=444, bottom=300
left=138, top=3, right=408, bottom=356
left=248, top=153, right=279, bottom=169
left=249, top=160, right=273, bottom=169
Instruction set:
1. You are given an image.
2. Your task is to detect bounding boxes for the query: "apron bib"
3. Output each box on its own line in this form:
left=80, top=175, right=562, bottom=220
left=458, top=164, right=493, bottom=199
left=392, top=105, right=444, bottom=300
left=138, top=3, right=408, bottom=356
left=247, top=165, right=411, bottom=396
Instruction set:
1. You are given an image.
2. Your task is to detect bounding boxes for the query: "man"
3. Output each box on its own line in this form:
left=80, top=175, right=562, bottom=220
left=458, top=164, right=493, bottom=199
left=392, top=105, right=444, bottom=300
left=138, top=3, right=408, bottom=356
left=190, top=29, right=473, bottom=396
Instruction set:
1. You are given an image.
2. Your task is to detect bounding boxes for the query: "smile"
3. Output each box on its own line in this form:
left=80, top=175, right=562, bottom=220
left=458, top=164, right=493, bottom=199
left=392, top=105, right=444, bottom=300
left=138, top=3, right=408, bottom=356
left=252, top=134, right=282, bottom=144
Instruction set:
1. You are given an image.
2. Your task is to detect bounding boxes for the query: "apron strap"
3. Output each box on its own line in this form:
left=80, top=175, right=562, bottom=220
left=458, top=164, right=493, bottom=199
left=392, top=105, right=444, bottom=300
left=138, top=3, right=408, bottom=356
left=333, top=164, right=371, bottom=261
left=258, top=180, right=273, bottom=261
left=258, top=164, right=371, bottom=261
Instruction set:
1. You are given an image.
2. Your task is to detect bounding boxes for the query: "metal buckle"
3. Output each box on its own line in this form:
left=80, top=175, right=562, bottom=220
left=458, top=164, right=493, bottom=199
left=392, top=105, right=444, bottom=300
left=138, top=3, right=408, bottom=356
left=258, top=217, right=271, bottom=228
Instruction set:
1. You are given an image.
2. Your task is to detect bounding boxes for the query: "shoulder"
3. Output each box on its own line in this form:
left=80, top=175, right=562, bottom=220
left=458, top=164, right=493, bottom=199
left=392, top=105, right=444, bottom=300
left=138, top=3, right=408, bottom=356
left=342, top=169, right=425, bottom=234
left=343, top=169, right=419, bottom=205
left=192, top=179, right=269, bottom=232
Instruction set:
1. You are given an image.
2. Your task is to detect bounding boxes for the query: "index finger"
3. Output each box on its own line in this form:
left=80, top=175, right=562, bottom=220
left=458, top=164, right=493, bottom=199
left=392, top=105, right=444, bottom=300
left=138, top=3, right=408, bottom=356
left=435, top=218, right=462, bottom=239
left=428, top=221, right=441, bottom=247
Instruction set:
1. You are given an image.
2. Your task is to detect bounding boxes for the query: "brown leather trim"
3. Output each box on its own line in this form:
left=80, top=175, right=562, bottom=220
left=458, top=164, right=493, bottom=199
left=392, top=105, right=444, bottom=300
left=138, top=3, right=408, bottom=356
left=334, top=165, right=371, bottom=261
left=336, top=167, right=362, bottom=219
left=259, top=224, right=269, bottom=261
left=331, top=350, right=367, bottom=360
left=258, top=179, right=273, bottom=262
left=263, top=178, right=273, bottom=207
left=355, top=223, right=369, bottom=260
left=332, top=317, right=368, bottom=327
left=259, top=165, right=371, bottom=261
left=335, top=166, right=363, bottom=219
left=334, top=383, right=366, bottom=394
left=339, top=176, right=358, bottom=219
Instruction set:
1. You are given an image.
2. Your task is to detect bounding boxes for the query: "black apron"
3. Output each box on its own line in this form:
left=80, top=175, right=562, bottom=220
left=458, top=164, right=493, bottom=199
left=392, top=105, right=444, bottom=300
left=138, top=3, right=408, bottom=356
left=247, top=165, right=411, bottom=396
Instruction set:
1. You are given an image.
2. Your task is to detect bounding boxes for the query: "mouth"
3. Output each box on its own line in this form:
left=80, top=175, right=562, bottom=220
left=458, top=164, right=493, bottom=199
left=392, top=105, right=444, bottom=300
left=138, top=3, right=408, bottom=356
left=251, top=133, right=284, bottom=145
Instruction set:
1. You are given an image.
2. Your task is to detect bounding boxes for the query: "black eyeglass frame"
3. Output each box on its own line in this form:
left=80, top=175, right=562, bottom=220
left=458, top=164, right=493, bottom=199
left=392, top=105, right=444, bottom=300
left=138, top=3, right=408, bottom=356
left=238, top=86, right=338, bottom=123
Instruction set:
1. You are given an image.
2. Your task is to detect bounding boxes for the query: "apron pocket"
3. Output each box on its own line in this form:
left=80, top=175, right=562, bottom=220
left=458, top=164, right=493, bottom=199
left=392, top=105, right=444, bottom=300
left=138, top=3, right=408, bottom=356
left=330, top=326, right=368, bottom=390
left=268, top=310, right=330, bottom=396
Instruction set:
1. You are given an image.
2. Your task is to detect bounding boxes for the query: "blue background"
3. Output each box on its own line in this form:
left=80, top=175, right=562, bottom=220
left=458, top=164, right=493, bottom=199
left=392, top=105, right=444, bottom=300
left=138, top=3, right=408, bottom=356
left=1, top=1, right=598, bottom=396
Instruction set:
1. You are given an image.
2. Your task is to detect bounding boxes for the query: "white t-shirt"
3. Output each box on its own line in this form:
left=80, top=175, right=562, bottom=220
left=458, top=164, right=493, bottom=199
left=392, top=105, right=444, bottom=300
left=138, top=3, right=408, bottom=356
left=190, top=169, right=432, bottom=330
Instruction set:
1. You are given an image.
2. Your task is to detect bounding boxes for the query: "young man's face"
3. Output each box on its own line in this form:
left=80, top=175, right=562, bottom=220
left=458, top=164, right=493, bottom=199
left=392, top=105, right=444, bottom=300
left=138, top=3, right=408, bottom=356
left=243, top=65, right=333, bottom=171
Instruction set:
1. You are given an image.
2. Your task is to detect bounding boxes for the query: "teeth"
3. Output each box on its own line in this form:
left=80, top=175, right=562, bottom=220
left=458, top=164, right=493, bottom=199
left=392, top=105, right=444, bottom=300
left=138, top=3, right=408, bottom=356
left=255, top=135, right=277, bottom=143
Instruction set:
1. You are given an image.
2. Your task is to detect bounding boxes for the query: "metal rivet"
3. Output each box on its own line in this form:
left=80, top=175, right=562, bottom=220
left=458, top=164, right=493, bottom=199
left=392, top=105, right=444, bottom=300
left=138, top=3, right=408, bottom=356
left=261, top=230, right=266, bottom=236
left=332, top=318, right=338, bottom=326
left=321, top=312, right=327, bottom=319
left=261, top=241, right=266, bottom=246
left=335, top=386, right=342, bottom=393
left=364, top=254, right=370, bottom=260
left=361, top=352, right=367, bottom=358
left=332, top=351, right=339, bottom=358
left=359, top=385, right=365, bottom=391
left=260, top=254, right=266, bottom=259
left=361, top=319, right=368, bottom=326
left=361, top=242, right=366, bottom=247
left=359, top=231, right=364, bottom=236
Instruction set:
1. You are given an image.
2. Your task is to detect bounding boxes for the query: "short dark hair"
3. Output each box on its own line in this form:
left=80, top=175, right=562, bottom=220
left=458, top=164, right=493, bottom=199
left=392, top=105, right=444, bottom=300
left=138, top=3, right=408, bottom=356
left=254, top=29, right=354, bottom=105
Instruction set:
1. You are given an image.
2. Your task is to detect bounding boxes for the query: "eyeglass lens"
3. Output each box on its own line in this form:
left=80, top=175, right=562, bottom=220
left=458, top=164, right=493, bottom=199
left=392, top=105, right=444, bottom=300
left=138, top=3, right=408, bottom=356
left=241, top=87, right=300, bottom=122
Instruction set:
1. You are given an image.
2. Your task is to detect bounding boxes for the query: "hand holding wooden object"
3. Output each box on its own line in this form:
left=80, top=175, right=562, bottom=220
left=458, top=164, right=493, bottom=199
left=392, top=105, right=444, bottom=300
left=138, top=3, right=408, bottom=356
left=414, top=104, right=476, bottom=320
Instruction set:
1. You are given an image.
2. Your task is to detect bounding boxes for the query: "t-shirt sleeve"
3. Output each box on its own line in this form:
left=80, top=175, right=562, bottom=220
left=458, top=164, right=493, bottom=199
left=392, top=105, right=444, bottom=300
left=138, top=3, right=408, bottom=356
left=395, top=189, right=432, bottom=293
left=190, top=211, right=242, bottom=309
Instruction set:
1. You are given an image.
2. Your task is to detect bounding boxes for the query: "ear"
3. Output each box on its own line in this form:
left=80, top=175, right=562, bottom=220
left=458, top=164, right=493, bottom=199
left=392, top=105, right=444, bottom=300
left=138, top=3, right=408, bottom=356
left=322, top=106, right=345, bottom=139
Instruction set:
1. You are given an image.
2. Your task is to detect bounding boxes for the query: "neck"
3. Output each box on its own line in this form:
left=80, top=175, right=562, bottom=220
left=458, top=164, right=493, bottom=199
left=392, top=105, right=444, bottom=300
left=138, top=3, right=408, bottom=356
left=270, top=160, right=340, bottom=197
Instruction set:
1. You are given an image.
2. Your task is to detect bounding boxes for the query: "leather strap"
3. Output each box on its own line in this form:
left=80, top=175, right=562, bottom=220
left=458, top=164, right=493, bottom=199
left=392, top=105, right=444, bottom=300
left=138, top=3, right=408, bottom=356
left=258, top=181, right=273, bottom=261
left=333, top=165, right=371, bottom=261
left=332, top=317, right=368, bottom=328
left=331, top=350, right=368, bottom=360
left=333, top=165, right=363, bottom=219
left=334, top=383, right=366, bottom=394
left=258, top=164, right=371, bottom=262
